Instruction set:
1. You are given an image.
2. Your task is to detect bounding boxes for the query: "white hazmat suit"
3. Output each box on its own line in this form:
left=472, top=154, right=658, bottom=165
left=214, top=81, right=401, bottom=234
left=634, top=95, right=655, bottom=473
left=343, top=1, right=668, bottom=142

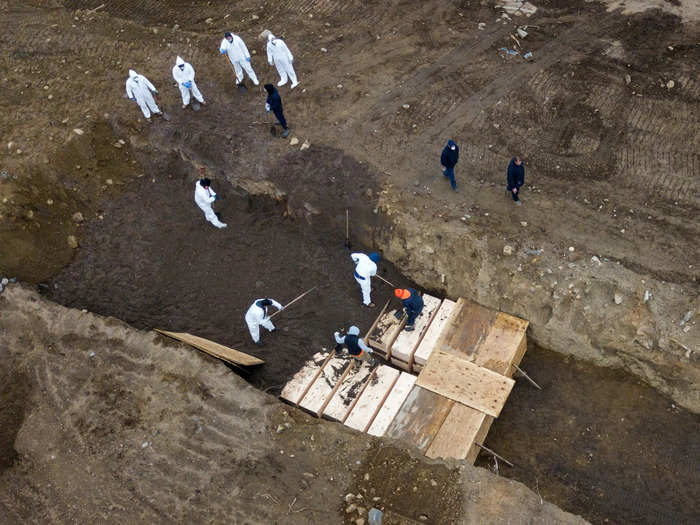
left=172, top=56, right=205, bottom=107
left=125, top=70, right=161, bottom=119
left=220, top=33, right=259, bottom=85
left=266, top=34, right=298, bottom=88
left=245, top=298, right=283, bottom=344
left=351, top=252, right=378, bottom=306
left=194, top=180, right=227, bottom=228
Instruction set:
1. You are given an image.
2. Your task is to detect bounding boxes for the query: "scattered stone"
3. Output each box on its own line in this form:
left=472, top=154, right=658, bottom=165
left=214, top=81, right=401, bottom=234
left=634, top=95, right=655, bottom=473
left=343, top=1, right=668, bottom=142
left=346, top=503, right=357, bottom=514
left=106, top=179, right=114, bottom=185
left=275, top=424, right=285, bottom=434
left=357, top=506, right=366, bottom=515
left=355, top=519, right=365, bottom=525
left=591, top=256, right=601, bottom=265
left=568, top=246, right=575, bottom=252
left=345, top=493, right=355, bottom=503
left=73, top=128, right=84, bottom=135
left=302, top=472, right=315, bottom=478
left=321, top=47, right=328, bottom=53
left=141, top=441, right=149, bottom=448
left=680, top=311, right=693, bottom=326
left=89, top=351, right=95, bottom=358
left=419, top=515, right=429, bottom=522
left=363, top=473, right=370, bottom=481
left=205, top=17, right=214, bottom=24
left=520, top=221, right=527, bottom=227
left=430, top=479, right=437, bottom=486
left=72, top=211, right=84, bottom=223
left=614, top=292, right=623, bottom=305
left=289, top=137, right=299, bottom=146
left=251, top=14, right=259, bottom=20
left=666, top=80, right=674, bottom=89
left=625, top=74, right=631, bottom=85
left=478, top=22, right=486, bottom=30
left=503, top=245, right=514, bottom=256
left=643, top=290, right=652, bottom=303
left=402, top=103, right=410, bottom=109
left=67, top=235, right=79, bottom=249
left=337, top=84, right=343, bottom=89
left=300, top=140, right=310, bottom=151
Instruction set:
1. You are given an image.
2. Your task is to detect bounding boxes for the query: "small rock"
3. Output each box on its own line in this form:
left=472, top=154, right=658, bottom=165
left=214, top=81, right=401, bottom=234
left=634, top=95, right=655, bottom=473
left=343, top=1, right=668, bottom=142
left=402, top=103, right=410, bottom=109
left=478, top=22, right=486, bottom=30
left=346, top=503, right=357, bottom=514
left=363, top=473, right=370, bottom=481
left=625, top=74, right=631, bottom=85
left=503, top=245, right=514, bottom=256
left=345, top=493, right=355, bottom=503
left=89, top=351, right=95, bottom=358
left=72, top=211, right=84, bottom=223
left=337, top=84, right=343, bottom=89
left=251, top=14, right=259, bottom=20
left=275, top=424, right=285, bottom=434
left=205, top=17, right=214, bottom=24
left=67, top=235, right=79, bottom=249
left=73, top=128, right=84, bottom=135
left=643, top=290, right=652, bottom=303
left=430, top=479, right=437, bottom=486
left=568, top=246, right=575, bottom=252
left=680, top=311, right=693, bottom=326
left=419, top=515, right=429, bottom=522
left=300, top=140, right=310, bottom=151
left=141, top=441, right=149, bottom=448
left=666, top=80, right=674, bottom=89
left=106, top=179, right=114, bottom=185
left=356, top=507, right=366, bottom=516
left=289, top=137, right=299, bottom=146
left=321, top=47, right=328, bottom=53
left=591, top=256, right=601, bottom=265
left=302, top=472, right=315, bottom=478
left=520, top=221, right=527, bottom=227
left=355, top=519, right=365, bottom=525
left=614, top=293, right=623, bottom=305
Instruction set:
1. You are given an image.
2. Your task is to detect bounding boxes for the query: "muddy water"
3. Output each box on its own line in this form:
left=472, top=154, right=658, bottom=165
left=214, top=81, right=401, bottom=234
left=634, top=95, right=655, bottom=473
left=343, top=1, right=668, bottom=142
left=476, top=344, right=700, bottom=525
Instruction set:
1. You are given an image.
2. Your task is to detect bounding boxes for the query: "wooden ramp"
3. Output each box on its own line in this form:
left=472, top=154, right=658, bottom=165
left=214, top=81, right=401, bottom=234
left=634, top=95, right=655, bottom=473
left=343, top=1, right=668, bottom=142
left=156, top=329, right=264, bottom=366
left=280, top=297, right=529, bottom=464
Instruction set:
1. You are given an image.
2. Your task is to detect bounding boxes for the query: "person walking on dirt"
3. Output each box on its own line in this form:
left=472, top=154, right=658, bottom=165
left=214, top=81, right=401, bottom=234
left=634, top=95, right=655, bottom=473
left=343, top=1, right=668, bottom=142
left=125, top=69, right=163, bottom=122
left=264, top=84, right=289, bottom=137
left=394, top=288, right=424, bottom=332
left=172, top=56, right=206, bottom=109
left=194, top=178, right=227, bottom=228
left=266, top=33, right=299, bottom=89
left=440, top=139, right=459, bottom=192
left=220, top=31, right=259, bottom=86
left=334, top=325, right=375, bottom=364
left=245, top=298, right=284, bottom=347
left=507, top=156, right=525, bottom=205
left=351, top=251, right=380, bottom=308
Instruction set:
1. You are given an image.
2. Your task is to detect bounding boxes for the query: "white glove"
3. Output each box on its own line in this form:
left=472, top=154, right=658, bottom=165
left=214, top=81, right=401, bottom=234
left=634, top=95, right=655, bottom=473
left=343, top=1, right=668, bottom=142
left=265, top=103, right=270, bottom=111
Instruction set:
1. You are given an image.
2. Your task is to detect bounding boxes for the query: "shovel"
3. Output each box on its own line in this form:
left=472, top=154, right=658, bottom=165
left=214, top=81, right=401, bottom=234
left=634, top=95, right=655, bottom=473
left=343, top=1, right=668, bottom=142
left=344, top=208, right=352, bottom=250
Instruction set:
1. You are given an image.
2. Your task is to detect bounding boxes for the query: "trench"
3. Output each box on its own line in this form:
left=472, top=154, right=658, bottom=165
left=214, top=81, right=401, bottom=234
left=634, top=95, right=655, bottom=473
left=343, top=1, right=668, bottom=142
left=41, top=158, right=700, bottom=525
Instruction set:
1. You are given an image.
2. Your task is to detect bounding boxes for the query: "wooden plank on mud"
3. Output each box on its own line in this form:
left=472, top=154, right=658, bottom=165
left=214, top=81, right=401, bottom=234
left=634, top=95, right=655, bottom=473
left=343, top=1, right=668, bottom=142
left=156, top=329, right=264, bottom=366
left=390, top=294, right=442, bottom=366
left=474, top=312, right=529, bottom=376
left=414, top=299, right=456, bottom=366
left=345, top=365, right=400, bottom=432
left=367, top=372, right=417, bottom=437
left=280, top=351, right=332, bottom=405
left=416, top=350, right=514, bottom=418
left=436, top=298, right=498, bottom=361
left=299, top=355, right=353, bottom=416
left=425, top=403, right=493, bottom=463
left=383, top=385, right=454, bottom=452
left=323, top=361, right=375, bottom=422
left=367, top=307, right=405, bottom=358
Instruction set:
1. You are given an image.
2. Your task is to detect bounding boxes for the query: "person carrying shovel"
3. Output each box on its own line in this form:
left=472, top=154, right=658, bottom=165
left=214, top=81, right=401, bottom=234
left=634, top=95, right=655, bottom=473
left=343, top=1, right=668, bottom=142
left=172, top=56, right=206, bottom=109
left=125, top=69, right=163, bottom=122
left=245, top=298, right=284, bottom=347
left=219, top=31, right=259, bottom=88
left=351, top=251, right=380, bottom=308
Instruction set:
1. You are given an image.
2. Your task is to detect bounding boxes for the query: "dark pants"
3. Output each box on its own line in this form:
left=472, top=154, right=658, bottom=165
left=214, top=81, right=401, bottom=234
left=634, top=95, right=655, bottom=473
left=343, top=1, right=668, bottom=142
left=509, top=186, right=520, bottom=201
left=406, top=308, right=420, bottom=326
left=273, top=108, right=287, bottom=130
left=442, top=166, right=457, bottom=190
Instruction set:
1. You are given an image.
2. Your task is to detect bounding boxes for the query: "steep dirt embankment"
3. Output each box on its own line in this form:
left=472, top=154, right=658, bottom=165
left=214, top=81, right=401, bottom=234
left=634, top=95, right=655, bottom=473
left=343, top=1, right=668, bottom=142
left=0, top=284, right=585, bottom=524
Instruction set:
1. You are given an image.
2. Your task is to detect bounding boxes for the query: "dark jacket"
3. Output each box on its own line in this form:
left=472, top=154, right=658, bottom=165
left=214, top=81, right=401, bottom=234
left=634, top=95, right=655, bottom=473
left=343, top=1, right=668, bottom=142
left=441, top=140, right=459, bottom=168
left=343, top=334, right=362, bottom=356
left=264, top=84, right=283, bottom=113
left=401, top=288, right=424, bottom=315
left=507, top=158, right=525, bottom=190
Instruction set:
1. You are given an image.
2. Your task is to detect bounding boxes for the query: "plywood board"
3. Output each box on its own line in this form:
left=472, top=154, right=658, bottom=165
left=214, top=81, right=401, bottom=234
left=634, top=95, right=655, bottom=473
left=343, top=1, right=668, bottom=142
left=425, top=403, right=493, bottom=462
left=156, top=329, right=264, bottom=366
left=435, top=298, right=497, bottom=361
left=367, top=308, right=405, bottom=356
left=299, top=356, right=352, bottom=416
left=413, top=299, right=456, bottom=366
left=473, top=312, right=529, bottom=375
left=367, top=372, right=417, bottom=437
left=384, top=386, right=454, bottom=452
left=280, top=351, right=331, bottom=405
left=416, top=350, right=514, bottom=417
left=323, top=361, right=375, bottom=422
left=345, top=365, right=399, bottom=432
left=391, top=294, right=442, bottom=363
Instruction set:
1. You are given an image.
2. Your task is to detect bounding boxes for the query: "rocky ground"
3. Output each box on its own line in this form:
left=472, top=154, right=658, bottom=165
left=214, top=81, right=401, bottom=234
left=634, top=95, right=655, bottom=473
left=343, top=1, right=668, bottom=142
left=1, top=0, right=699, bottom=523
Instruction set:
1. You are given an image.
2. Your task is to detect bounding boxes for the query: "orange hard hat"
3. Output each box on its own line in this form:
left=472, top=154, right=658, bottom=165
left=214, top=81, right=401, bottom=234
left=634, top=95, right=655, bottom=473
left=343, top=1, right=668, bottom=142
left=394, top=288, right=411, bottom=300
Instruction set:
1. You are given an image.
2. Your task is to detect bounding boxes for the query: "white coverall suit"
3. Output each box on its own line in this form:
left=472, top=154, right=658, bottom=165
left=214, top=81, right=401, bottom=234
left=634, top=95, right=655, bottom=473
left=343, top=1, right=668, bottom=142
left=125, top=70, right=161, bottom=119
left=245, top=298, right=283, bottom=343
left=220, top=34, right=259, bottom=85
left=194, top=180, right=227, bottom=228
left=172, top=56, right=205, bottom=107
left=266, top=34, right=298, bottom=88
left=351, top=253, right=377, bottom=306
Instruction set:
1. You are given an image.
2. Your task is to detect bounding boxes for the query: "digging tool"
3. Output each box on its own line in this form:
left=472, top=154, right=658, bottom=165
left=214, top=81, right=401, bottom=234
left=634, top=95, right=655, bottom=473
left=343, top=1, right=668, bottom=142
left=511, top=363, right=542, bottom=390
left=344, top=209, right=352, bottom=250
left=153, top=94, right=171, bottom=121
left=475, top=443, right=514, bottom=467
left=223, top=55, right=247, bottom=92
left=374, top=274, right=396, bottom=288
left=269, top=286, right=317, bottom=320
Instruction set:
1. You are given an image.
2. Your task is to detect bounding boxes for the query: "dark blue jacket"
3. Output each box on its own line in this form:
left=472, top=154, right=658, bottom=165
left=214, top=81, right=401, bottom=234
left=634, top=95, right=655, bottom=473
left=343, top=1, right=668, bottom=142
left=402, top=288, right=424, bottom=316
left=266, top=87, right=283, bottom=113
left=507, top=158, right=525, bottom=190
left=441, top=140, right=459, bottom=168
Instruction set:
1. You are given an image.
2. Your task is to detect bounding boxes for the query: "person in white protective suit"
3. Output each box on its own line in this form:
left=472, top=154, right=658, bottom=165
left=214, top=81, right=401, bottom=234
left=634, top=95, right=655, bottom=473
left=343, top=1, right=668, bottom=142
left=194, top=178, right=227, bottom=228
left=351, top=251, right=380, bottom=307
left=245, top=298, right=284, bottom=346
left=220, top=32, right=259, bottom=86
left=266, top=33, right=299, bottom=88
left=172, top=56, right=206, bottom=109
left=125, top=69, right=162, bottom=121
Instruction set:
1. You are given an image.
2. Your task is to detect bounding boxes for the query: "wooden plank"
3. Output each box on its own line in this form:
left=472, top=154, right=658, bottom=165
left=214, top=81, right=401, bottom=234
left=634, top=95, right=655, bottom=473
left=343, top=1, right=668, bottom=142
left=299, top=355, right=352, bottom=416
left=345, top=365, right=400, bottom=432
left=391, top=294, right=442, bottom=364
left=384, top=386, right=454, bottom=452
left=364, top=299, right=391, bottom=340
left=367, top=372, right=417, bottom=437
left=280, top=351, right=331, bottom=405
left=323, top=361, right=375, bottom=422
left=390, top=357, right=411, bottom=372
left=416, top=350, right=514, bottom=417
left=473, top=312, right=529, bottom=375
left=425, top=403, right=493, bottom=463
left=156, top=329, right=264, bottom=366
left=414, top=299, right=456, bottom=366
left=367, top=307, right=405, bottom=358
left=435, top=298, right=497, bottom=361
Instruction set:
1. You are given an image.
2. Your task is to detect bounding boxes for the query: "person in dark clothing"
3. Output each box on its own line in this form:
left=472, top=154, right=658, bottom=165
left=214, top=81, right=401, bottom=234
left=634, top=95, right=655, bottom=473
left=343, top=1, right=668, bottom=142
left=264, top=83, right=289, bottom=137
left=394, top=288, right=424, bottom=331
left=507, top=156, right=525, bottom=205
left=334, top=326, right=375, bottom=363
left=440, top=139, right=459, bottom=192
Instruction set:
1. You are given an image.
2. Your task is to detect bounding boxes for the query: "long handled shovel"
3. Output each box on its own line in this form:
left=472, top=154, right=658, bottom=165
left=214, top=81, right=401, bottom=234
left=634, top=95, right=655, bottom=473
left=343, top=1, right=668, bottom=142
left=269, top=286, right=317, bottom=320
left=344, top=209, right=352, bottom=250
left=223, top=54, right=247, bottom=92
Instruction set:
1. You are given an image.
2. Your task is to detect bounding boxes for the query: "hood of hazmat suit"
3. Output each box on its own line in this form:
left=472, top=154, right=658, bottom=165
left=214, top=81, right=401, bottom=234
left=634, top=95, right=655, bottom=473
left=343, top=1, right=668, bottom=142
left=348, top=326, right=360, bottom=336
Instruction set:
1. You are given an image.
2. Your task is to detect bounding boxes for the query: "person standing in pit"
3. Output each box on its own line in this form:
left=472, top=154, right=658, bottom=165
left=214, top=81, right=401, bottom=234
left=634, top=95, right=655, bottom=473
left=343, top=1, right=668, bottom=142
left=266, top=33, right=299, bottom=88
left=334, top=325, right=375, bottom=364
left=194, top=178, right=227, bottom=228
left=219, top=31, right=259, bottom=86
left=506, top=156, right=525, bottom=205
left=172, top=56, right=206, bottom=109
left=351, top=251, right=380, bottom=307
left=440, top=139, right=459, bottom=192
left=394, top=288, right=424, bottom=332
left=245, top=298, right=284, bottom=346
left=264, top=84, right=290, bottom=137
left=125, top=69, right=162, bottom=122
